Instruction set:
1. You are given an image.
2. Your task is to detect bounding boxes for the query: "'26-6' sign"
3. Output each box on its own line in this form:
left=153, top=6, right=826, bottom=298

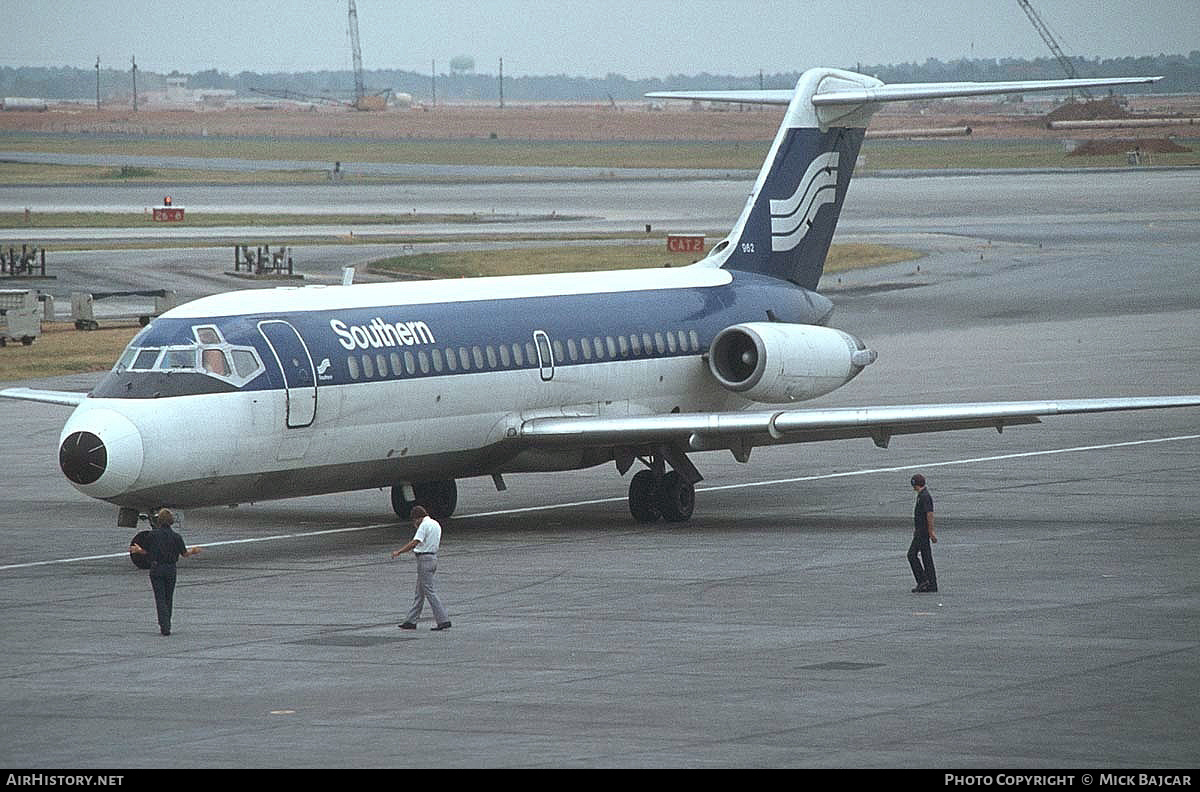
left=667, top=234, right=705, bottom=253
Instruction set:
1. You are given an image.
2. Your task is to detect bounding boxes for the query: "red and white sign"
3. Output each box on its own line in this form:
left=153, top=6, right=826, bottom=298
left=667, top=234, right=704, bottom=253
left=152, top=208, right=185, bottom=222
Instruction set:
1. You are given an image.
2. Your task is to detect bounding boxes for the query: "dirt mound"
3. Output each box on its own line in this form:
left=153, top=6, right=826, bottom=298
left=1068, top=138, right=1192, bottom=156
left=1045, top=98, right=1130, bottom=123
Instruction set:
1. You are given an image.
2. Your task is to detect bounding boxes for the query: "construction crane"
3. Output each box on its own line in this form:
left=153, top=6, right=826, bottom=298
left=347, top=1, right=367, bottom=107
left=347, top=1, right=389, bottom=110
left=253, top=2, right=389, bottom=110
left=1017, top=0, right=1093, bottom=100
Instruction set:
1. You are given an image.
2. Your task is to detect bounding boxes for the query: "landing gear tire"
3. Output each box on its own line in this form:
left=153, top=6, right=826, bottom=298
left=657, top=470, right=695, bottom=523
left=391, top=480, right=458, bottom=520
left=390, top=486, right=415, bottom=520
left=628, top=470, right=662, bottom=523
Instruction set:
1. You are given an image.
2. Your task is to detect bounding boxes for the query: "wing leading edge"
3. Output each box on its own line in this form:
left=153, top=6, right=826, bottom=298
left=0, top=387, right=88, bottom=407
left=519, top=396, right=1200, bottom=455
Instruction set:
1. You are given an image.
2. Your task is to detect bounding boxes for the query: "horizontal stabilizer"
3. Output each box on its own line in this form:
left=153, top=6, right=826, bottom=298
left=646, top=90, right=793, bottom=105
left=810, top=76, right=1161, bottom=106
left=648, top=76, right=1161, bottom=108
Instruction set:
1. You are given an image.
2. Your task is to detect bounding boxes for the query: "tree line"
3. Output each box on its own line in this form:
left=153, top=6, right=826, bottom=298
left=3, top=53, right=1199, bottom=103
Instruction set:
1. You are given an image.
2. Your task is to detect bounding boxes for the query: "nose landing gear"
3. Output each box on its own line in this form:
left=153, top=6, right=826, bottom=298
left=120, top=506, right=160, bottom=569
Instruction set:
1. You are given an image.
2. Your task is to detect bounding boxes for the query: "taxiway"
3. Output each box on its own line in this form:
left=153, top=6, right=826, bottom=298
left=0, top=167, right=1197, bottom=767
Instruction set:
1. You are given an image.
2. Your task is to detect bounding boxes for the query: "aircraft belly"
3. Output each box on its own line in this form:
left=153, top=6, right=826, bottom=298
left=110, top=447, right=506, bottom=509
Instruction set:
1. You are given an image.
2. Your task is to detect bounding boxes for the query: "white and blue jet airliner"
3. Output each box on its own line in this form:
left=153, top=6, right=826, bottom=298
left=4, top=67, right=1199, bottom=548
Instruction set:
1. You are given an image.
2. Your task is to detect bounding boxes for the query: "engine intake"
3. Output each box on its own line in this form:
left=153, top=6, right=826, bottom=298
left=708, top=322, right=875, bottom=403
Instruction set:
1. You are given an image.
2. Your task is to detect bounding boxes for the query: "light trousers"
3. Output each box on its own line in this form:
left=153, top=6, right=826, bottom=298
left=406, top=553, right=449, bottom=625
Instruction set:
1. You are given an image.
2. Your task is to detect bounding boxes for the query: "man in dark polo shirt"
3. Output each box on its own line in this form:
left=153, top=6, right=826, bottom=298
left=129, top=508, right=202, bottom=635
left=907, top=474, right=937, bottom=593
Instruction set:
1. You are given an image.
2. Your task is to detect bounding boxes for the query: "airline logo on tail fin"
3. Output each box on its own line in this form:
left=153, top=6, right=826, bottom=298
left=769, top=152, right=840, bottom=253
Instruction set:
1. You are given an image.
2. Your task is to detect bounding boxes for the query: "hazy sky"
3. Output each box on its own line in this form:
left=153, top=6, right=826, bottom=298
left=3, top=1, right=1197, bottom=77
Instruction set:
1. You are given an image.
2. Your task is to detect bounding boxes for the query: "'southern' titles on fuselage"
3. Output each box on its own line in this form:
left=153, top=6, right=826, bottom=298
left=330, top=317, right=436, bottom=351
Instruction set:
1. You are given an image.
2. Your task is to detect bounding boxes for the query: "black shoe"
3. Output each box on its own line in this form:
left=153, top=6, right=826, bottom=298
left=431, top=622, right=452, bottom=631
left=398, top=622, right=417, bottom=630
left=160, top=629, right=171, bottom=636
left=925, top=585, right=938, bottom=593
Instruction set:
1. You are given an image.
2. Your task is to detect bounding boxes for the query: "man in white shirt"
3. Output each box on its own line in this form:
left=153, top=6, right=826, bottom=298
left=391, top=506, right=451, bottom=631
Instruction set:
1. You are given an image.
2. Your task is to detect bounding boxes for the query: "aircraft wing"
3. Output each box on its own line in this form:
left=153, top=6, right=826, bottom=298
left=0, top=387, right=88, bottom=407
left=519, top=396, right=1200, bottom=455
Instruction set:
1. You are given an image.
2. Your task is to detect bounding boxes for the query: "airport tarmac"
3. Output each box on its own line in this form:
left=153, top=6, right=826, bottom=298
left=0, top=168, right=1197, bottom=768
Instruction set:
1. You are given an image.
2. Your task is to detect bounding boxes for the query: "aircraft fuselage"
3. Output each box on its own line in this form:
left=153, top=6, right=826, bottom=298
left=60, top=266, right=836, bottom=510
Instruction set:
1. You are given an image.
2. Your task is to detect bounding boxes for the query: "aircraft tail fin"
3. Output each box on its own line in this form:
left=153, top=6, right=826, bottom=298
left=649, top=70, right=1159, bottom=291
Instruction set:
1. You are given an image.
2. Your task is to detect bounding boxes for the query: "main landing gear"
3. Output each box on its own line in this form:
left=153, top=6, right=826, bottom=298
left=391, top=480, right=458, bottom=520
left=626, top=449, right=700, bottom=523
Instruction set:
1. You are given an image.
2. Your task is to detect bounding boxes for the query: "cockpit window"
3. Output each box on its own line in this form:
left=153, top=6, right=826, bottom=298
left=115, top=347, right=138, bottom=372
left=112, top=326, right=266, bottom=388
left=202, top=348, right=231, bottom=376
left=133, top=348, right=161, bottom=369
left=162, top=348, right=197, bottom=370
left=195, top=326, right=221, bottom=345
left=231, top=349, right=259, bottom=379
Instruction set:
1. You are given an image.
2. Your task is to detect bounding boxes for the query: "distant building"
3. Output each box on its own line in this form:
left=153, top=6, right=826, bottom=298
left=2, top=97, right=48, bottom=111
left=164, top=77, right=236, bottom=107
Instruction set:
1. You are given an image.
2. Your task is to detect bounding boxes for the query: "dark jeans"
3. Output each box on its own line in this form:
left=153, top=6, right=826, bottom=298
left=149, top=564, right=177, bottom=633
left=907, top=534, right=936, bottom=588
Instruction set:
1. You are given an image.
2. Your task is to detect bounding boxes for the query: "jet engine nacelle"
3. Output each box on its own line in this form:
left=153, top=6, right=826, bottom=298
left=707, top=322, right=876, bottom=403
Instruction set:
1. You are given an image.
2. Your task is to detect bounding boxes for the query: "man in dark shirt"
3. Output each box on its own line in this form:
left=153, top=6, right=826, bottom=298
left=907, top=474, right=937, bottom=593
left=129, top=508, right=202, bottom=635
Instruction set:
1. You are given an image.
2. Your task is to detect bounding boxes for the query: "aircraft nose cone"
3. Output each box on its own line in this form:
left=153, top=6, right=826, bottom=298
left=58, top=407, right=145, bottom=499
left=60, top=431, right=107, bottom=485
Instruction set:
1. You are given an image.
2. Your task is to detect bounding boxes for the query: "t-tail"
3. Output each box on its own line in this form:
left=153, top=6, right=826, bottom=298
left=648, top=68, right=1161, bottom=291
